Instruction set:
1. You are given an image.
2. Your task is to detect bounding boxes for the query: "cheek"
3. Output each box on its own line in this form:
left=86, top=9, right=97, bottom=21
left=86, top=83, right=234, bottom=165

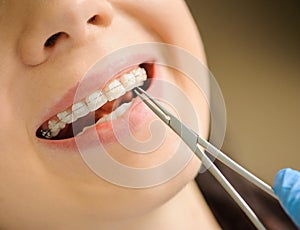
left=0, top=119, right=55, bottom=225
left=0, top=74, right=70, bottom=224
left=115, top=0, right=205, bottom=61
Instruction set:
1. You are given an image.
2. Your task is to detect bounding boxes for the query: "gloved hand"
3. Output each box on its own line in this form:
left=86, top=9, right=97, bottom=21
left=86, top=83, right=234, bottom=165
left=273, top=168, right=300, bottom=229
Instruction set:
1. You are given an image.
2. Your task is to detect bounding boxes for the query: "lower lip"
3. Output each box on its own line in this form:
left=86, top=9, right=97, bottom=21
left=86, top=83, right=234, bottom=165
left=37, top=94, right=156, bottom=151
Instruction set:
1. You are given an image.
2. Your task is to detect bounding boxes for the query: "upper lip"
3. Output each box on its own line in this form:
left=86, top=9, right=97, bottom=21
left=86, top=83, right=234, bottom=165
left=34, top=52, right=156, bottom=132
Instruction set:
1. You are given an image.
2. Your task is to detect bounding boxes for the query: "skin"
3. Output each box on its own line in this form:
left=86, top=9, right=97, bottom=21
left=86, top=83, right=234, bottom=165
left=0, top=0, right=219, bottom=229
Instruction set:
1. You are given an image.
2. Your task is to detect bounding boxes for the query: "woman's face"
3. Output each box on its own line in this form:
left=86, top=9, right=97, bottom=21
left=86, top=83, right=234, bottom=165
left=0, top=0, right=209, bottom=228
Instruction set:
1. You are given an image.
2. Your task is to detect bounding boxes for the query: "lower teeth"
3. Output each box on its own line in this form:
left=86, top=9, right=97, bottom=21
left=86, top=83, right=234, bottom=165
left=96, top=101, right=132, bottom=124
left=75, top=102, right=132, bottom=137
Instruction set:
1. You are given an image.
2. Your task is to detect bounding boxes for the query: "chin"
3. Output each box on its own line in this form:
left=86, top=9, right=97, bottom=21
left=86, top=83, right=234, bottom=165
left=76, top=154, right=202, bottom=222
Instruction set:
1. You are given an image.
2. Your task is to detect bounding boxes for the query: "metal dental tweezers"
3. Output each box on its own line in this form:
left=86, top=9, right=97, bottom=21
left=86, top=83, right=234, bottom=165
left=134, top=86, right=277, bottom=230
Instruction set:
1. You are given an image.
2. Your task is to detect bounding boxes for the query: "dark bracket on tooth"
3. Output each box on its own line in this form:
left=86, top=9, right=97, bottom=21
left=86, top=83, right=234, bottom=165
left=40, top=129, right=52, bottom=139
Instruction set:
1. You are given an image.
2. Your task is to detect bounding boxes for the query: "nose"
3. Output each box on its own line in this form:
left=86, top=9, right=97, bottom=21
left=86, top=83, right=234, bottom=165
left=18, top=0, right=113, bottom=66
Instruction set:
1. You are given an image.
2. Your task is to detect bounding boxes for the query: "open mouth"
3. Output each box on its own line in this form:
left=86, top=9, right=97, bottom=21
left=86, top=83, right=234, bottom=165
left=36, top=63, right=154, bottom=140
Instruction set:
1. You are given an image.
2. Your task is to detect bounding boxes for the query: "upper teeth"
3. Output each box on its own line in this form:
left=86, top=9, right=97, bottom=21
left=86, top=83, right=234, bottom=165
left=86, top=90, right=107, bottom=112
left=42, top=67, right=147, bottom=138
left=104, top=79, right=126, bottom=101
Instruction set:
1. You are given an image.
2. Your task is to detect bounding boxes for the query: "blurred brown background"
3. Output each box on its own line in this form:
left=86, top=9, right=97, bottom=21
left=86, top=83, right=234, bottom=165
left=186, top=0, right=300, bottom=184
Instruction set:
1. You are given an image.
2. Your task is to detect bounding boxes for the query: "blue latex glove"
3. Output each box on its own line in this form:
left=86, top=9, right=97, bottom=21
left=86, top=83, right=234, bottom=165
left=273, top=168, right=300, bottom=229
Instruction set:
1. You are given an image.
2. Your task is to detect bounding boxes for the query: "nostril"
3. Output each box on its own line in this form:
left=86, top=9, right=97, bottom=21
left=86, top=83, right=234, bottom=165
left=87, top=15, right=101, bottom=25
left=44, top=32, right=66, bottom=48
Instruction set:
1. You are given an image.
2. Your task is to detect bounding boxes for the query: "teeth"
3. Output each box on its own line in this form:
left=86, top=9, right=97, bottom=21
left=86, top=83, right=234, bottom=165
left=74, top=126, right=92, bottom=138
left=114, top=101, right=132, bottom=117
left=134, top=67, right=147, bottom=83
left=48, top=120, right=66, bottom=130
left=104, top=79, right=126, bottom=101
left=50, top=128, right=61, bottom=137
left=86, top=90, right=108, bottom=112
left=72, top=102, right=90, bottom=120
left=76, top=102, right=133, bottom=137
left=57, top=110, right=74, bottom=124
left=48, top=120, right=66, bottom=137
left=44, top=66, right=148, bottom=138
left=120, top=73, right=136, bottom=91
left=96, top=102, right=132, bottom=124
